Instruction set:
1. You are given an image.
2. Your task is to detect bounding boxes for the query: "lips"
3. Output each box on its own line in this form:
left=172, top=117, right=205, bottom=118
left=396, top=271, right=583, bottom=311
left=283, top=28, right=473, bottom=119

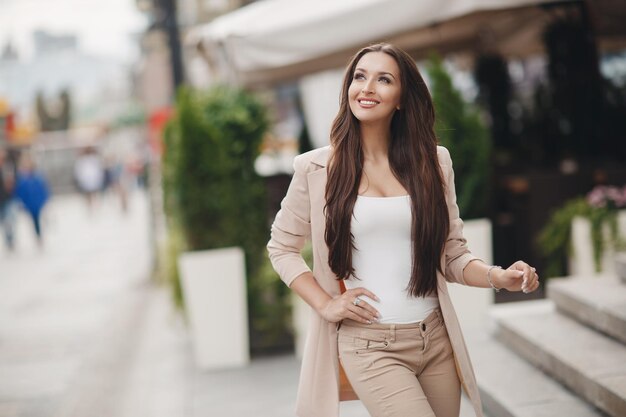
left=357, top=98, right=380, bottom=108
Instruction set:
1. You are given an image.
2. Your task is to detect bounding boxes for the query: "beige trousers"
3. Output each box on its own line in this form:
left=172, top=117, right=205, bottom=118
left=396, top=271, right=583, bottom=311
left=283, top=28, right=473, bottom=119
left=338, top=308, right=461, bottom=417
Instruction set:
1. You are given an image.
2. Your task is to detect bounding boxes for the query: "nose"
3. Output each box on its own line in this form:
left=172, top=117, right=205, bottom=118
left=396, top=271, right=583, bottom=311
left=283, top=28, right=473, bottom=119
left=362, top=79, right=375, bottom=94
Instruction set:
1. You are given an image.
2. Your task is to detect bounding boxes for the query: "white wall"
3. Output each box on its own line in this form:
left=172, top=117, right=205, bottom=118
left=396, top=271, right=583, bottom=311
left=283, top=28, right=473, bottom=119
left=298, top=68, right=344, bottom=148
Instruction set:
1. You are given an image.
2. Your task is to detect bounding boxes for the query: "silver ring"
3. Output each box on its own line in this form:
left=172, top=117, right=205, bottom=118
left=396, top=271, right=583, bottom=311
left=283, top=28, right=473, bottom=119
left=353, top=297, right=361, bottom=307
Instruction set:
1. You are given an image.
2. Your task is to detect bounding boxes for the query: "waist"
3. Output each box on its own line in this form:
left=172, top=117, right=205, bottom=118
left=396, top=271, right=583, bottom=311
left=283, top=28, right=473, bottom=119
left=343, top=289, right=439, bottom=324
left=339, top=307, right=444, bottom=338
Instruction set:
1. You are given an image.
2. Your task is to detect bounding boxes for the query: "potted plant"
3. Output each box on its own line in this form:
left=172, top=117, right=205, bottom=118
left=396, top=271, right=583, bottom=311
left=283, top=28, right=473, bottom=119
left=538, top=185, right=626, bottom=279
left=163, top=85, right=275, bottom=369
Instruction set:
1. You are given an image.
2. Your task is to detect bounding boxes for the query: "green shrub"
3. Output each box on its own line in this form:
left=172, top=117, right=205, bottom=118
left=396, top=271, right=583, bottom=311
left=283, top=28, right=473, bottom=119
left=164, top=85, right=267, bottom=268
left=163, top=85, right=292, bottom=350
left=427, top=54, right=491, bottom=219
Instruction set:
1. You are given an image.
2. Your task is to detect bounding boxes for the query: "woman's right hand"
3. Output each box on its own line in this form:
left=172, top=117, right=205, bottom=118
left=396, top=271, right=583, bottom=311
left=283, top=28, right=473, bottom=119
left=319, top=288, right=381, bottom=324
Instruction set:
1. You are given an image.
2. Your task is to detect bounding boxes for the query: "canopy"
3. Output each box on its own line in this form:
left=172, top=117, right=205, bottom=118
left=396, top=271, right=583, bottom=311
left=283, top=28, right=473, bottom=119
left=187, top=0, right=587, bottom=86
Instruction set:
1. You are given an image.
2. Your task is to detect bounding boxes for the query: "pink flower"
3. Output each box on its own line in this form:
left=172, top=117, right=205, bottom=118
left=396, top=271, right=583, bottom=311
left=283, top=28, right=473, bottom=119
left=587, top=186, right=607, bottom=208
left=586, top=185, right=626, bottom=209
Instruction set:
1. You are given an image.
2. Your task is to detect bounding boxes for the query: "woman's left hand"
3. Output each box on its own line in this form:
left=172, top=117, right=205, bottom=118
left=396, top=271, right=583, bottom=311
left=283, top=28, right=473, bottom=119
left=494, top=261, right=540, bottom=293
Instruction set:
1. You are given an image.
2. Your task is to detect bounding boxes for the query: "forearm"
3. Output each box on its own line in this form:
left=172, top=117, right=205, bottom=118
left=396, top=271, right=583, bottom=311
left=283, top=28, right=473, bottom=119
left=289, top=271, right=333, bottom=314
left=462, top=258, right=536, bottom=293
left=461, top=259, right=494, bottom=288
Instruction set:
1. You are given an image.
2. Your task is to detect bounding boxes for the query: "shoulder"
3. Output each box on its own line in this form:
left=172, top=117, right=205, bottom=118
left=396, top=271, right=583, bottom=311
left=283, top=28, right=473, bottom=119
left=293, top=146, right=331, bottom=173
left=436, top=145, right=452, bottom=167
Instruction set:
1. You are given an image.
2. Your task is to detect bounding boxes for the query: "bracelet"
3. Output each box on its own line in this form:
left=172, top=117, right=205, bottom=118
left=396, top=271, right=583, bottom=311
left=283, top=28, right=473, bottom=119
left=487, top=265, right=503, bottom=292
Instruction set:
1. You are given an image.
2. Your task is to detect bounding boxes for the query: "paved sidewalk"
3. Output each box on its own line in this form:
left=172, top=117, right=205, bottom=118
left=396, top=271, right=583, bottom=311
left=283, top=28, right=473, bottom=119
left=0, top=192, right=152, bottom=417
left=0, top=192, right=476, bottom=417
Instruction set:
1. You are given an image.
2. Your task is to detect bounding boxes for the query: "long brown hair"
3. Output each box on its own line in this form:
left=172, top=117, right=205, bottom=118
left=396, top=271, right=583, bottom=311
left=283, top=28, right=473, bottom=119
left=324, top=43, right=449, bottom=298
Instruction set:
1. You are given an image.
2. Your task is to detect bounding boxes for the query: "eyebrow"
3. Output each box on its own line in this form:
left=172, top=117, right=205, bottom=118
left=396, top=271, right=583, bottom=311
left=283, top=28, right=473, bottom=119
left=355, top=68, right=397, bottom=80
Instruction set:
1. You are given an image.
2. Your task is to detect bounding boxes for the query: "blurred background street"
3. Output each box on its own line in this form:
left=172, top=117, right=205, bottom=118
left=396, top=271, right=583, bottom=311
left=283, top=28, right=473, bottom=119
left=1, top=0, right=626, bottom=416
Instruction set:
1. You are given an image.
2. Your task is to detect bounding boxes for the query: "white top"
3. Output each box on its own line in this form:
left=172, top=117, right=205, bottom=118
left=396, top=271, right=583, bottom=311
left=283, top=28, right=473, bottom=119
left=74, top=154, right=104, bottom=192
left=345, top=195, right=439, bottom=324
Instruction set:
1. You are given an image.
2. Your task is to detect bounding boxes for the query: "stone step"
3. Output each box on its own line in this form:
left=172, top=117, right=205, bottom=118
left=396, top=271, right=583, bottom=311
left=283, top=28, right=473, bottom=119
left=616, top=253, right=626, bottom=284
left=548, top=276, right=626, bottom=345
left=466, top=331, right=603, bottom=417
left=492, top=300, right=626, bottom=417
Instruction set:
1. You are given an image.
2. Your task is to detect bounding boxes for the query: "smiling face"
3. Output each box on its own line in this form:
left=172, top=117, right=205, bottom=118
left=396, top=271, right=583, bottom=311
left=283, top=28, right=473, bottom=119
left=348, top=51, right=402, bottom=126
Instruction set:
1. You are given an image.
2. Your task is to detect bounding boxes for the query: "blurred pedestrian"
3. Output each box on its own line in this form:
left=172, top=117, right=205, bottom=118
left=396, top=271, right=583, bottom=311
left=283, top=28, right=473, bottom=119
left=73, top=147, right=104, bottom=211
left=0, top=148, right=16, bottom=250
left=14, top=154, right=50, bottom=247
left=127, top=151, right=147, bottom=189
left=267, top=43, right=540, bottom=417
left=104, top=155, right=129, bottom=213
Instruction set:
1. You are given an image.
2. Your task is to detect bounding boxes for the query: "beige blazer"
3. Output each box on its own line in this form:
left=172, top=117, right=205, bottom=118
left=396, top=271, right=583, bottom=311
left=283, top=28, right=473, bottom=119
left=267, top=145, right=484, bottom=417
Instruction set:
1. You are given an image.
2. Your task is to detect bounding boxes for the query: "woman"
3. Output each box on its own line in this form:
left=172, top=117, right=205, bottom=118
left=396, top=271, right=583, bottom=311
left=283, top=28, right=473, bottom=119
left=267, top=43, right=539, bottom=417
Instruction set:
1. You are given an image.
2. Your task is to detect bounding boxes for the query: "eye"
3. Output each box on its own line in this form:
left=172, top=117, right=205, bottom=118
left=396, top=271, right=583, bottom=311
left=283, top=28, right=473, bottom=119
left=379, top=77, right=391, bottom=84
left=353, top=72, right=365, bottom=80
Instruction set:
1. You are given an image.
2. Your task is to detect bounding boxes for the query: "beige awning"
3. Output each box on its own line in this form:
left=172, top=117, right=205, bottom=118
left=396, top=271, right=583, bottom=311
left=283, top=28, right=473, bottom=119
left=186, top=0, right=625, bottom=87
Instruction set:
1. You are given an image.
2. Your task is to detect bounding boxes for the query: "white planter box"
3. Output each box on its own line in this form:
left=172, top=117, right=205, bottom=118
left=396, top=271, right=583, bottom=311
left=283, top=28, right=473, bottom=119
left=447, top=218, right=494, bottom=332
left=569, top=210, right=626, bottom=277
left=178, top=247, right=250, bottom=370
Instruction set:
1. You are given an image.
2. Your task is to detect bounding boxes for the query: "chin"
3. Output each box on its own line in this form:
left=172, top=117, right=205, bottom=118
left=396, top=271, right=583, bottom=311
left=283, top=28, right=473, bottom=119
left=351, top=111, right=390, bottom=124
left=350, top=104, right=394, bottom=123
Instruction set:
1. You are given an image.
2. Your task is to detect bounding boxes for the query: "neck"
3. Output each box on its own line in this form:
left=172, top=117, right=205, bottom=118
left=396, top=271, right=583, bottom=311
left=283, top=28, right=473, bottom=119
left=360, top=122, right=391, bottom=163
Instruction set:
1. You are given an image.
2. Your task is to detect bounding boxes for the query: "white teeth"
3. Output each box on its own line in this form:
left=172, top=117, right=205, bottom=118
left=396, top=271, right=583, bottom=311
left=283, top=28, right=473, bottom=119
left=360, top=100, right=378, bottom=105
